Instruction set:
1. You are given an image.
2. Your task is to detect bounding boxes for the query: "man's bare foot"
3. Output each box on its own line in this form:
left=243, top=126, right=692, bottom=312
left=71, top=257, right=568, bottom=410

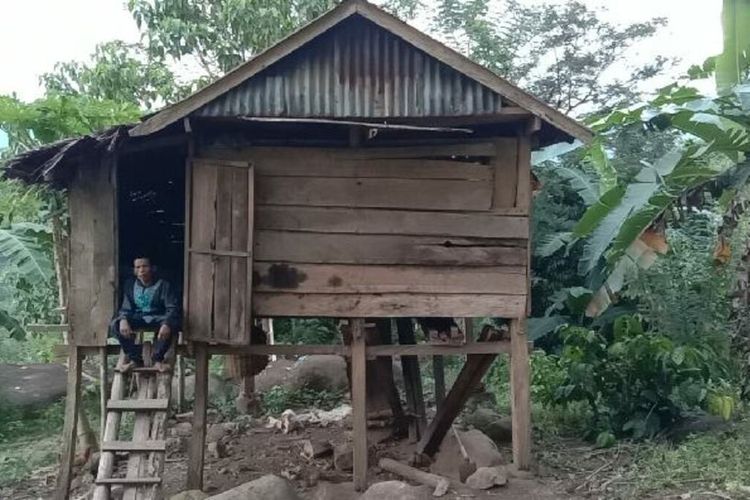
left=117, top=359, right=135, bottom=373
left=154, top=361, right=171, bottom=373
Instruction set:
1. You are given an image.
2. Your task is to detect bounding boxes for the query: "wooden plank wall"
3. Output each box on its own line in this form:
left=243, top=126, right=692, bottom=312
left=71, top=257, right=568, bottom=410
left=68, top=156, right=117, bottom=346
left=195, top=138, right=530, bottom=322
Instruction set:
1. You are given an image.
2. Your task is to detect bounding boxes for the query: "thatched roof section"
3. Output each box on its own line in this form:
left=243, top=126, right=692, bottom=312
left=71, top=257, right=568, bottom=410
left=3, top=126, right=131, bottom=183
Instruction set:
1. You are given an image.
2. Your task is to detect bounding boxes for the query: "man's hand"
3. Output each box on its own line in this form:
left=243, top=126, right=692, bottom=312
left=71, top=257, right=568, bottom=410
left=119, top=319, right=132, bottom=338
left=158, top=324, right=171, bottom=341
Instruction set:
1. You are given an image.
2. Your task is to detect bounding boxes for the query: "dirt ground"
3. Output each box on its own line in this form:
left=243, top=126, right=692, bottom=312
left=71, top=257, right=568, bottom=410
left=2, top=411, right=575, bottom=500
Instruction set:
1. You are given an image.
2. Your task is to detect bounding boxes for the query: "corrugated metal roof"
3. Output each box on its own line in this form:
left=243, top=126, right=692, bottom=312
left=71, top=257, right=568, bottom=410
left=194, top=16, right=504, bottom=119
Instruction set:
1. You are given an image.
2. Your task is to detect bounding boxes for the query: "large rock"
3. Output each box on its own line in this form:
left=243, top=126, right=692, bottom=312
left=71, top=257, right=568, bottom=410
left=310, top=481, right=357, bottom=500
left=172, top=373, right=227, bottom=405
left=206, top=475, right=300, bottom=500
left=466, top=466, right=508, bottom=489
left=289, top=355, right=348, bottom=392
left=255, top=358, right=296, bottom=393
left=170, top=491, right=209, bottom=500
left=0, top=363, right=67, bottom=409
left=431, top=429, right=504, bottom=481
left=464, top=408, right=513, bottom=443
left=359, top=481, right=432, bottom=500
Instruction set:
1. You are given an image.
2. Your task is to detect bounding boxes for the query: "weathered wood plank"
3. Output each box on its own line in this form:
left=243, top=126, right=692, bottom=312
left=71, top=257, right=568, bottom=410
left=253, top=263, right=526, bottom=295
left=255, top=206, right=529, bottom=239
left=262, top=159, right=492, bottom=180
left=203, top=142, right=497, bottom=163
left=68, top=156, right=116, bottom=345
left=102, top=441, right=167, bottom=452
left=515, top=133, right=532, bottom=211
left=254, top=293, right=527, bottom=318
left=492, top=137, right=518, bottom=209
left=187, top=254, right=214, bottom=341
left=54, top=345, right=81, bottom=500
left=187, top=343, right=209, bottom=490
left=106, top=399, right=169, bottom=411
left=213, top=167, right=234, bottom=343
left=510, top=318, right=531, bottom=470
left=256, top=176, right=492, bottom=211
left=351, top=319, right=368, bottom=491
left=230, top=168, right=250, bottom=343
left=123, top=343, right=156, bottom=500
left=255, top=231, right=527, bottom=267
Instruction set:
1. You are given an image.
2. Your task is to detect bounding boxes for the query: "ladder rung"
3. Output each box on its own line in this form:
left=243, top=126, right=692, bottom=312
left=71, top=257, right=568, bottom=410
left=132, top=366, right=161, bottom=373
left=96, top=477, right=162, bottom=485
left=107, top=399, right=169, bottom=411
left=102, top=440, right=166, bottom=452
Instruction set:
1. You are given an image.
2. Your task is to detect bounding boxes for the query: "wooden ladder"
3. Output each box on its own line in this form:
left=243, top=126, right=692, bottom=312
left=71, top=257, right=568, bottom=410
left=93, top=342, right=173, bottom=500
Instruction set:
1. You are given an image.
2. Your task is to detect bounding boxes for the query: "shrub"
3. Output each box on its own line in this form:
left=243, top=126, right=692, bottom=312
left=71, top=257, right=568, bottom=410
left=538, top=315, right=727, bottom=440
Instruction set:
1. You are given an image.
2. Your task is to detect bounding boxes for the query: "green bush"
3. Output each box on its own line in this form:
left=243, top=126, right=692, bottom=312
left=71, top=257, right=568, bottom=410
left=272, top=318, right=339, bottom=344
left=538, top=315, right=728, bottom=440
left=261, top=385, right=345, bottom=415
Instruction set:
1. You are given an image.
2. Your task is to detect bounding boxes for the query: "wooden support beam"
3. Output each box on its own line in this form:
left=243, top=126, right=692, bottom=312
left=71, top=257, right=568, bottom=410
left=54, top=345, right=81, bottom=500
left=187, top=342, right=209, bottom=490
left=433, top=356, right=446, bottom=410
left=510, top=318, right=531, bottom=470
left=416, top=329, right=501, bottom=457
left=350, top=318, right=368, bottom=491
left=99, top=346, right=107, bottom=440
left=396, top=319, right=427, bottom=443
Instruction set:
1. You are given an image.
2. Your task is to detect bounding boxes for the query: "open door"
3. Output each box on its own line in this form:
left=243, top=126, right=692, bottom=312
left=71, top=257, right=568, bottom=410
left=184, top=159, right=254, bottom=344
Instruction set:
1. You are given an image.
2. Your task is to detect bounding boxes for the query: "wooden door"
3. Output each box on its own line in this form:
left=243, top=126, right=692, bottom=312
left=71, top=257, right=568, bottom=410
left=184, top=159, right=254, bottom=344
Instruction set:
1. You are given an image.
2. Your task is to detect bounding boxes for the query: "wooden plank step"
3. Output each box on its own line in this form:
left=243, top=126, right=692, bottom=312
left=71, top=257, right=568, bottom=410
left=107, top=399, right=169, bottom=411
left=101, top=440, right=166, bottom=452
left=95, top=477, right=162, bottom=485
left=132, top=366, right=162, bottom=373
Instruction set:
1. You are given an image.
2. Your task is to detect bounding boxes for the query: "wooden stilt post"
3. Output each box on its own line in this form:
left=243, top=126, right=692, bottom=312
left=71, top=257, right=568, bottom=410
left=187, top=342, right=209, bottom=490
left=396, top=319, right=426, bottom=442
left=432, top=356, right=446, bottom=410
left=176, top=331, right=185, bottom=413
left=510, top=318, right=531, bottom=470
left=351, top=318, right=368, bottom=491
left=99, top=345, right=107, bottom=439
left=55, top=345, right=82, bottom=500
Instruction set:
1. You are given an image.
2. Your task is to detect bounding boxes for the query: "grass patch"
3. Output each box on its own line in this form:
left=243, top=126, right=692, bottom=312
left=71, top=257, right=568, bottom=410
left=0, top=390, right=101, bottom=487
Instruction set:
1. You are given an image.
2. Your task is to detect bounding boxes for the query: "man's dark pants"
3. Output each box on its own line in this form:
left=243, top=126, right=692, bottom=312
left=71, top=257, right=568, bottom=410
left=109, top=314, right=175, bottom=364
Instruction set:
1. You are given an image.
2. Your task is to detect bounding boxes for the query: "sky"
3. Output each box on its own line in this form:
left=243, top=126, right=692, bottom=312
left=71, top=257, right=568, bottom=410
left=0, top=0, right=725, bottom=101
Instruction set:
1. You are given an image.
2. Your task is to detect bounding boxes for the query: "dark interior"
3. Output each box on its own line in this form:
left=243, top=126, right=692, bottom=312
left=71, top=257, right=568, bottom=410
left=117, top=145, right=186, bottom=296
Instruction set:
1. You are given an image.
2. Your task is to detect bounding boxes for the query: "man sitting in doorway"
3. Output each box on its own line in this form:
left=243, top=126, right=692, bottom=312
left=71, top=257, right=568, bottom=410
left=110, top=256, right=180, bottom=373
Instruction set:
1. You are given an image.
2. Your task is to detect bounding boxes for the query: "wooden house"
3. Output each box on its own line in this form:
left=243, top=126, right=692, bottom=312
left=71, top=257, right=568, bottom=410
left=6, top=0, right=591, bottom=498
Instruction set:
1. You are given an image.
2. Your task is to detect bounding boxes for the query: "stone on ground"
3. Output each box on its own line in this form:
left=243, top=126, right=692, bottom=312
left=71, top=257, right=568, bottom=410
left=206, top=474, right=300, bottom=500
left=333, top=443, right=353, bottom=471
left=310, top=481, right=357, bottom=500
left=359, top=481, right=432, bottom=500
left=464, top=408, right=513, bottom=443
left=255, top=358, right=296, bottom=393
left=169, top=491, right=209, bottom=500
left=465, top=466, right=508, bottom=489
left=431, top=429, right=504, bottom=481
left=289, top=355, right=348, bottom=392
left=0, top=363, right=67, bottom=409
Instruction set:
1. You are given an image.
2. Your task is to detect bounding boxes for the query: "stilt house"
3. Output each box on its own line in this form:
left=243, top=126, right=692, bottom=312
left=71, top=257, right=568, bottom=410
left=6, top=0, right=592, bottom=498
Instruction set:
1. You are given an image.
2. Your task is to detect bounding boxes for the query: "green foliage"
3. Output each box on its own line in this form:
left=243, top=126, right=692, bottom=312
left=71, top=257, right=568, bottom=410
left=0, top=93, right=140, bottom=158
left=127, top=0, right=337, bottom=78
left=272, top=318, right=339, bottom=345
left=261, top=385, right=345, bottom=415
left=41, top=41, right=192, bottom=110
left=538, top=317, right=727, bottom=440
left=433, top=0, right=669, bottom=113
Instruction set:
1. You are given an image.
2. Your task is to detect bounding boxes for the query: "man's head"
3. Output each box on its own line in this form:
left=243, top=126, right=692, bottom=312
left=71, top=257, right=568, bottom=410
left=133, top=257, right=154, bottom=284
